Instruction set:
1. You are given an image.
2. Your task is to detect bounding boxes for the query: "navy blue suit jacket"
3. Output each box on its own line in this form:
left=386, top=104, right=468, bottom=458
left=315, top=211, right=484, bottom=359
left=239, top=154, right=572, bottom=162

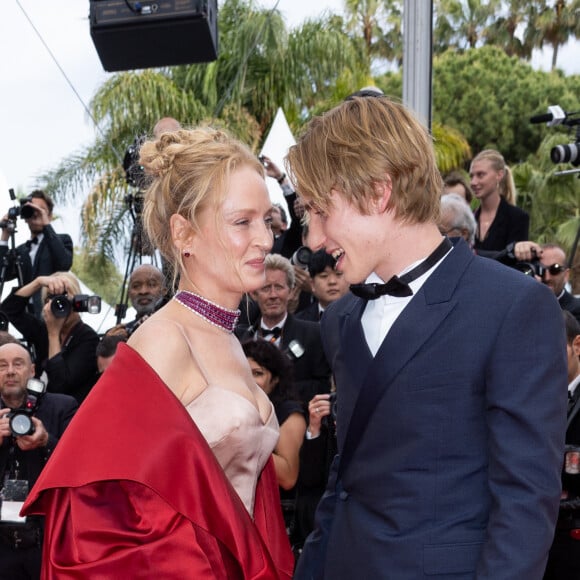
left=295, top=239, right=567, bottom=580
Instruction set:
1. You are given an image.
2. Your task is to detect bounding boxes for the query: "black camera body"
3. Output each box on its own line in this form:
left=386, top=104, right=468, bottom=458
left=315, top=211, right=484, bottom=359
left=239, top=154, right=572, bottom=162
left=290, top=246, right=313, bottom=270
left=123, top=134, right=148, bottom=189
left=50, top=294, right=102, bottom=319
left=6, top=195, right=36, bottom=221
left=7, top=378, right=46, bottom=437
left=513, top=258, right=545, bottom=278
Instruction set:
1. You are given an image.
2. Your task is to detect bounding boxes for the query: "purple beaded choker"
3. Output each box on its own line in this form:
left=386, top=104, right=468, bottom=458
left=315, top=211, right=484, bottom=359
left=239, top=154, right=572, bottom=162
left=173, top=290, right=240, bottom=333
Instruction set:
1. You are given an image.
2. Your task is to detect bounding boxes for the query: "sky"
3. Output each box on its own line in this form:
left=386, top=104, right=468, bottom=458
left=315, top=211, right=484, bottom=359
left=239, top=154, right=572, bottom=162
left=0, top=0, right=579, bottom=249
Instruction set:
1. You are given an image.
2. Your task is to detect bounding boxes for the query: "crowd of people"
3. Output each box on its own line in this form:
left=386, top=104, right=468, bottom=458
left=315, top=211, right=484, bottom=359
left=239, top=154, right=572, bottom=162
left=0, top=99, right=577, bottom=579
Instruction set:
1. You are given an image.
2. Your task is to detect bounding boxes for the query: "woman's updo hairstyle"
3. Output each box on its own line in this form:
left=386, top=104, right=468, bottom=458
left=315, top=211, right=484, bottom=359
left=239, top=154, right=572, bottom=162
left=139, top=126, right=263, bottom=280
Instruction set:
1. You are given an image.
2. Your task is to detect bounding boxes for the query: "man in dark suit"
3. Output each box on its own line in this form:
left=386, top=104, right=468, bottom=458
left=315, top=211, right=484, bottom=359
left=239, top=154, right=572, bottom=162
left=287, top=95, right=567, bottom=579
left=235, top=253, right=331, bottom=405
left=0, top=190, right=73, bottom=318
left=0, top=341, right=77, bottom=579
left=545, top=311, right=580, bottom=579
left=539, top=243, right=580, bottom=324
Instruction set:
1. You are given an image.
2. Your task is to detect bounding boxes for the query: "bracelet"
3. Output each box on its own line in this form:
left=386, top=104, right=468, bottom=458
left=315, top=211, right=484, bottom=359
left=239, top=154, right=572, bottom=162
left=277, top=173, right=286, bottom=185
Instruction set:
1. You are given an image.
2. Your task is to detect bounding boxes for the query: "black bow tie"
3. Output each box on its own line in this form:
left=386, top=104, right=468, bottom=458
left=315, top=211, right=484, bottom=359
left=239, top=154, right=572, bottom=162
left=350, top=237, right=452, bottom=300
left=260, top=326, right=282, bottom=340
left=26, top=237, right=39, bottom=248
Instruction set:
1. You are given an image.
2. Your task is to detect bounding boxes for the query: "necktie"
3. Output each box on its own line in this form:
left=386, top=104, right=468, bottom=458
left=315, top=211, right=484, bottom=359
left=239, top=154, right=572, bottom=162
left=350, top=237, right=452, bottom=300
left=26, top=237, right=38, bottom=249
left=260, top=326, right=282, bottom=342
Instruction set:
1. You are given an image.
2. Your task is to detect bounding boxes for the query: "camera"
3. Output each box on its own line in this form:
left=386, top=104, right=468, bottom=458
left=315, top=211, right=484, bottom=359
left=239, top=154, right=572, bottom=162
left=123, top=134, right=148, bottom=189
left=5, top=195, right=36, bottom=221
left=530, top=105, right=580, bottom=169
left=551, top=142, right=580, bottom=166
left=49, top=294, right=102, bottom=319
left=0, top=190, right=36, bottom=229
left=290, top=246, right=313, bottom=269
left=19, top=195, right=37, bottom=220
left=7, top=378, right=46, bottom=437
left=513, top=258, right=544, bottom=278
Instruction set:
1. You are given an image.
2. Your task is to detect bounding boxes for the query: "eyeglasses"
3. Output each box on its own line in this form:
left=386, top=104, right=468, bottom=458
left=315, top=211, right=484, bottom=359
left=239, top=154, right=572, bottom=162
left=541, top=263, right=567, bottom=277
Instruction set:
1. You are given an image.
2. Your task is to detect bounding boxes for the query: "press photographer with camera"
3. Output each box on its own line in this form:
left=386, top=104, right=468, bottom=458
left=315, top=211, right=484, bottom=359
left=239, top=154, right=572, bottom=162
left=0, top=190, right=73, bottom=320
left=0, top=341, right=77, bottom=580
left=0, top=272, right=100, bottom=404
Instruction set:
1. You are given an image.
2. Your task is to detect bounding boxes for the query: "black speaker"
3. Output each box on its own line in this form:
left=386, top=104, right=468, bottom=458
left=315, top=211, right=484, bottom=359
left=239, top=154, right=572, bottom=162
left=89, top=0, right=218, bottom=72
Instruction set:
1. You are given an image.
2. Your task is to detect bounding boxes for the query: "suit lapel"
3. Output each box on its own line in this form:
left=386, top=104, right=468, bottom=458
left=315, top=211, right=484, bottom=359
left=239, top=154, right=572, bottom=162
left=337, top=239, right=474, bottom=476
left=333, top=298, right=373, bottom=451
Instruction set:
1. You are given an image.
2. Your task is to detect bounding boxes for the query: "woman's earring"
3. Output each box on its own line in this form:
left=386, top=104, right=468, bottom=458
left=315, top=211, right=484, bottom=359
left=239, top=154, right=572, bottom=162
left=183, top=250, right=191, bottom=258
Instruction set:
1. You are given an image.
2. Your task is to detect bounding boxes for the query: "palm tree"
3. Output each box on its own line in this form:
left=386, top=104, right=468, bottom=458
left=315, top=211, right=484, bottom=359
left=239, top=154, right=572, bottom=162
left=525, top=0, right=580, bottom=70
left=343, top=0, right=403, bottom=66
left=484, top=0, right=541, bottom=58
left=434, top=0, right=501, bottom=51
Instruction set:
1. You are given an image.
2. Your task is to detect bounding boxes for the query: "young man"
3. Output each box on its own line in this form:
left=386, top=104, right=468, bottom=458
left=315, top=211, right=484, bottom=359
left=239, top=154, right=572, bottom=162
left=296, top=250, right=349, bottom=322
left=287, top=95, right=567, bottom=579
left=0, top=190, right=73, bottom=318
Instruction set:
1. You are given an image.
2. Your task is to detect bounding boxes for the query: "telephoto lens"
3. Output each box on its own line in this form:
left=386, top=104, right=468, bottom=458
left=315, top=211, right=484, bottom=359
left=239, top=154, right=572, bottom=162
left=550, top=143, right=580, bottom=166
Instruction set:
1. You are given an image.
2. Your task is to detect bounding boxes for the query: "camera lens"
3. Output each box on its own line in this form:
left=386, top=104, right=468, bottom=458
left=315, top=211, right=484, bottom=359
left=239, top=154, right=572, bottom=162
left=9, top=413, right=34, bottom=436
left=551, top=143, right=580, bottom=166
left=19, top=204, right=36, bottom=220
left=50, top=295, right=71, bottom=319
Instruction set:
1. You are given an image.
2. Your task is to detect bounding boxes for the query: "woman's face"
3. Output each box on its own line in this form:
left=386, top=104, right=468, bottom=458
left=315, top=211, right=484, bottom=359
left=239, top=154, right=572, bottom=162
left=188, top=165, right=274, bottom=306
left=247, top=357, right=278, bottom=395
left=470, top=159, right=502, bottom=201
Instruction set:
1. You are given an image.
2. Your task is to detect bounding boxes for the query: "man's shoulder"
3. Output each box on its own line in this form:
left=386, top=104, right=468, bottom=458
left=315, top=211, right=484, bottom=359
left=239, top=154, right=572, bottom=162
left=561, top=290, right=580, bottom=315
left=287, top=313, right=321, bottom=334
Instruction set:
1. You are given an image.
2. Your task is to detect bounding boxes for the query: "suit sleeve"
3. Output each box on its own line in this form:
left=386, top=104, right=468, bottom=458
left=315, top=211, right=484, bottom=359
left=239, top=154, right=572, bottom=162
left=510, top=210, right=529, bottom=244
left=43, top=325, right=99, bottom=398
left=45, top=396, right=78, bottom=453
left=280, top=192, right=304, bottom=259
left=294, top=455, right=339, bottom=580
left=41, top=227, right=73, bottom=272
left=476, top=281, right=567, bottom=579
left=0, top=290, right=48, bottom=362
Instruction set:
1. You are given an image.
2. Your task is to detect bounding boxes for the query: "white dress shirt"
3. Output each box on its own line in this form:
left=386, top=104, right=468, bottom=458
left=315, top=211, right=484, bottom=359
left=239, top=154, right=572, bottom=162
left=361, top=247, right=452, bottom=357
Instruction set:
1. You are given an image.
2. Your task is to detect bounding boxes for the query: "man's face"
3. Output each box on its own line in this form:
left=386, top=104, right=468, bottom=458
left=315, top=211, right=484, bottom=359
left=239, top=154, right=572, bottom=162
left=311, top=266, right=349, bottom=308
left=0, top=344, right=35, bottom=404
left=438, top=207, right=469, bottom=242
left=128, top=267, right=166, bottom=316
left=304, top=190, right=392, bottom=285
left=270, top=207, right=285, bottom=235
left=23, top=197, right=50, bottom=236
left=253, top=268, right=291, bottom=326
left=539, top=247, right=569, bottom=296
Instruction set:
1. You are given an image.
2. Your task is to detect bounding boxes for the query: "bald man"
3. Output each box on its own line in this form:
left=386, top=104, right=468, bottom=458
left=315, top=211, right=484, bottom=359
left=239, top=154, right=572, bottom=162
left=0, top=342, right=77, bottom=578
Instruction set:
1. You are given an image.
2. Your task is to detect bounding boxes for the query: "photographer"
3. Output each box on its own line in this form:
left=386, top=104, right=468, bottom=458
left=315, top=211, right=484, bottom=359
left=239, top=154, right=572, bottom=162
left=0, top=190, right=73, bottom=319
left=0, top=272, right=99, bottom=404
left=105, top=264, right=168, bottom=339
left=0, top=341, right=77, bottom=579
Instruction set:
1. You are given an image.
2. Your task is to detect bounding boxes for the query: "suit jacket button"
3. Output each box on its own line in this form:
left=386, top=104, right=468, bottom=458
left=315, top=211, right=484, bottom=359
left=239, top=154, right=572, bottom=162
left=339, top=490, right=349, bottom=500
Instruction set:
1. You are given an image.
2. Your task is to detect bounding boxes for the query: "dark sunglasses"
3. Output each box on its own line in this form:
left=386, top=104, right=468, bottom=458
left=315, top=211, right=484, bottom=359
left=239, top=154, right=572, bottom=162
left=540, top=263, right=567, bottom=277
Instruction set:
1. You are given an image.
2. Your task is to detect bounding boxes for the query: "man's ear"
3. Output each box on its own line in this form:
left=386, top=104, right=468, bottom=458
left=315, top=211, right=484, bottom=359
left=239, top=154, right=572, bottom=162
left=170, top=213, right=195, bottom=254
left=573, top=334, right=580, bottom=358
left=372, top=177, right=392, bottom=214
